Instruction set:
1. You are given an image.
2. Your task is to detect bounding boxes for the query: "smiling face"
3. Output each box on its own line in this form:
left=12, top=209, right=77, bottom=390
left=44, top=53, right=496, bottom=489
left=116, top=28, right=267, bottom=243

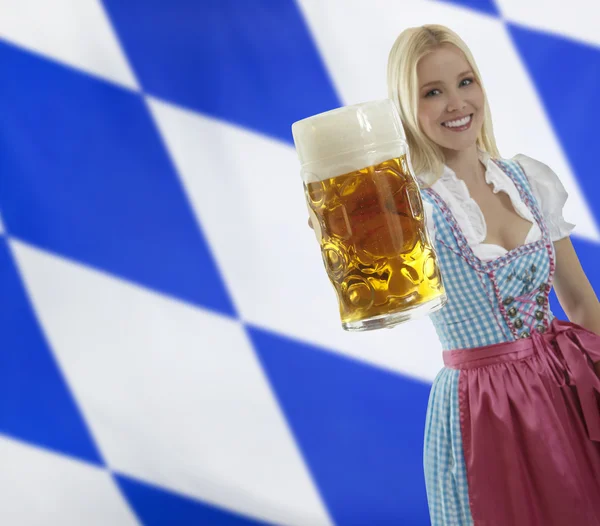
left=416, top=43, right=485, bottom=155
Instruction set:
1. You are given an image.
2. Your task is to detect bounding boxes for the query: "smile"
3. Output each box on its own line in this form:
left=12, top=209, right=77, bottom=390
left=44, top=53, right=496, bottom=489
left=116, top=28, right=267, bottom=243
left=442, top=114, right=473, bottom=131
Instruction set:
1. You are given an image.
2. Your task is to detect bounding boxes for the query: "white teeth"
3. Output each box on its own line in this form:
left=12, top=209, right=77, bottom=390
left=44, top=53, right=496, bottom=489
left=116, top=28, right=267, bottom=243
left=443, top=115, right=471, bottom=128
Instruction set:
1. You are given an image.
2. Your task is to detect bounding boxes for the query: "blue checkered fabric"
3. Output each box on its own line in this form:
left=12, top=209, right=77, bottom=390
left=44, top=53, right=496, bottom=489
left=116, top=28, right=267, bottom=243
left=423, top=367, right=473, bottom=526
left=420, top=158, right=557, bottom=525
left=422, top=159, right=556, bottom=351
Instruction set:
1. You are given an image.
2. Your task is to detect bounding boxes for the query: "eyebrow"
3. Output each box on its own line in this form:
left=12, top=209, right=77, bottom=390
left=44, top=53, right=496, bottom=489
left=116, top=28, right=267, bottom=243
left=420, top=70, right=474, bottom=90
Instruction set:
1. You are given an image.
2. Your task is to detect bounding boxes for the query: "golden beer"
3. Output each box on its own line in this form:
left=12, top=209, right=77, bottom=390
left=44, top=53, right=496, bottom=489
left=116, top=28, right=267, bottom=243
left=293, top=99, right=446, bottom=331
left=306, top=154, right=444, bottom=329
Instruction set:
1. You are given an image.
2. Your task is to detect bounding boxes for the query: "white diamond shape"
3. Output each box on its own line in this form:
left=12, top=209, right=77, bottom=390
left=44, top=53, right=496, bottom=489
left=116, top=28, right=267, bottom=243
left=9, top=239, right=333, bottom=526
left=0, top=434, right=138, bottom=526
left=498, top=0, right=600, bottom=48
left=0, top=0, right=139, bottom=90
left=146, top=95, right=445, bottom=382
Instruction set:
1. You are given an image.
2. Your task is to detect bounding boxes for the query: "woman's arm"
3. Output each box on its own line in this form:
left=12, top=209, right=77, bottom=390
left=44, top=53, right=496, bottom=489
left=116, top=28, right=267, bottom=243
left=553, top=236, right=600, bottom=374
left=553, top=237, right=600, bottom=332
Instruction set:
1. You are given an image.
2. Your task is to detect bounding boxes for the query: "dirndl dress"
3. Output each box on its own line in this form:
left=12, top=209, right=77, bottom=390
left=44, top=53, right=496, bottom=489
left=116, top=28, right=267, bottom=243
left=420, top=159, right=600, bottom=526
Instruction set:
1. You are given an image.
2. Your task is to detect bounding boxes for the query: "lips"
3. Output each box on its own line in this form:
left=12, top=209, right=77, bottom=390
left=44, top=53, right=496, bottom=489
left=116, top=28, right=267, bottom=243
left=439, top=113, right=474, bottom=133
left=442, top=114, right=473, bottom=128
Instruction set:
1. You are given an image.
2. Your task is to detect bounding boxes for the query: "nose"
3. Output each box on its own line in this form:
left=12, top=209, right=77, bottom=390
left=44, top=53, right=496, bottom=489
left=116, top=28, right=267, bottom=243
left=446, top=90, right=467, bottom=113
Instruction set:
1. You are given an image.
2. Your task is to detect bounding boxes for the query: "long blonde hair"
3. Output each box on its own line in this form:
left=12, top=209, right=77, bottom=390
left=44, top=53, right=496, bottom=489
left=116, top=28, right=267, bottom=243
left=387, top=24, right=500, bottom=184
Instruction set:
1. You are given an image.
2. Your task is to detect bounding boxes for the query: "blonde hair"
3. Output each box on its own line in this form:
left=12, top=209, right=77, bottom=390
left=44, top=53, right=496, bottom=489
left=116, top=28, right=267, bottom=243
left=387, top=24, right=500, bottom=184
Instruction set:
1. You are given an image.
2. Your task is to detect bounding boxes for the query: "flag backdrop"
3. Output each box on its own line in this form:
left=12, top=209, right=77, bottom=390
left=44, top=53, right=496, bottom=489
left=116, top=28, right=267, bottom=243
left=0, top=1, right=599, bottom=524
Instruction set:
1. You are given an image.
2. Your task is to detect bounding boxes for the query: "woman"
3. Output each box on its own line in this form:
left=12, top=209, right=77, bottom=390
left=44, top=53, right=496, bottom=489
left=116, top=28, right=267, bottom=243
left=387, top=25, right=600, bottom=525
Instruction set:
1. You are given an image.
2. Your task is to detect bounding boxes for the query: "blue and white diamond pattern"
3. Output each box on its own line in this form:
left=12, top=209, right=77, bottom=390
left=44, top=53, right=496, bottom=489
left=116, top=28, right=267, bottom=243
left=0, top=0, right=599, bottom=524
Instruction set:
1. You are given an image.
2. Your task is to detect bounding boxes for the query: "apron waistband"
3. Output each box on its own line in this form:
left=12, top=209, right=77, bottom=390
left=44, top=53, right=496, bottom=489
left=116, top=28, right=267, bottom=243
left=443, top=319, right=600, bottom=442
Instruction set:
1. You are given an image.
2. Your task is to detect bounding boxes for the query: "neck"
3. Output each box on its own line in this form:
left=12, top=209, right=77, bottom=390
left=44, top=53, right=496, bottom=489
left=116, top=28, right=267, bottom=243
left=443, top=144, right=485, bottom=184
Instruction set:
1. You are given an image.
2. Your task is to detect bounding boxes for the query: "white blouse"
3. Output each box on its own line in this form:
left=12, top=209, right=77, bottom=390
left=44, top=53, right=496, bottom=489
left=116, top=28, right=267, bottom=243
left=418, top=151, right=576, bottom=262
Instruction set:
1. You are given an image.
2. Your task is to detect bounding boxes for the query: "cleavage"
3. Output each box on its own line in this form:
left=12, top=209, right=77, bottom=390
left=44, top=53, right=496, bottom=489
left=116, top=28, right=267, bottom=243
left=466, top=178, right=535, bottom=252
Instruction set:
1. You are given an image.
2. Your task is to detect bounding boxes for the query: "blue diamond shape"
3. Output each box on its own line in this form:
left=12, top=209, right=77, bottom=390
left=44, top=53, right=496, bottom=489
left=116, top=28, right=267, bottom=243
left=0, top=239, right=102, bottom=464
left=102, top=0, right=341, bottom=144
left=0, top=41, right=235, bottom=317
left=432, top=0, right=500, bottom=16
left=508, top=23, right=600, bottom=229
left=115, top=474, right=272, bottom=526
left=550, top=236, right=600, bottom=321
left=247, top=325, right=431, bottom=525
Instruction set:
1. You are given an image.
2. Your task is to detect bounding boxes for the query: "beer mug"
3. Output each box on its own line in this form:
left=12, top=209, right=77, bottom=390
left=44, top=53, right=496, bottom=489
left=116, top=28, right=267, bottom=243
left=292, top=99, right=446, bottom=331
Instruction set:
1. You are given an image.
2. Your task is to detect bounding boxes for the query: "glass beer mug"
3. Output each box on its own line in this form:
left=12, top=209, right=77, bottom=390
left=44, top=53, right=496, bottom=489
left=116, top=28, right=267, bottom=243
left=292, top=99, right=446, bottom=331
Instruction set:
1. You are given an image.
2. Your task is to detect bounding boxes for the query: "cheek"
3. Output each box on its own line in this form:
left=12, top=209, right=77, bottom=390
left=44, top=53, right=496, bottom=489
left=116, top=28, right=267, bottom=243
left=417, top=115, right=439, bottom=143
left=472, top=87, right=485, bottom=110
left=420, top=97, right=447, bottom=121
left=418, top=103, right=437, bottom=129
left=474, top=98, right=485, bottom=124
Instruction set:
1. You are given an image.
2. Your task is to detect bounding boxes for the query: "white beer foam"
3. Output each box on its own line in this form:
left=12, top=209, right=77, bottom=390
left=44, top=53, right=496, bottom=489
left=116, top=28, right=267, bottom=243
left=300, top=142, right=408, bottom=183
left=292, top=99, right=408, bottom=181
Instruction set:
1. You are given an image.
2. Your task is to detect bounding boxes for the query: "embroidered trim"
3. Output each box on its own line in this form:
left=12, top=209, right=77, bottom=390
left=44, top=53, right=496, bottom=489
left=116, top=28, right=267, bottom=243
left=489, top=271, right=521, bottom=339
left=424, top=159, right=557, bottom=340
left=493, top=160, right=556, bottom=334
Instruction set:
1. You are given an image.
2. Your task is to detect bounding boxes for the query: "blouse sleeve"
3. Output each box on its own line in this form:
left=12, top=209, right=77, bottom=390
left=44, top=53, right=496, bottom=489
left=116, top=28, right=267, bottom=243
left=422, top=199, right=437, bottom=242
left=513, top=153, right=576, bottom=242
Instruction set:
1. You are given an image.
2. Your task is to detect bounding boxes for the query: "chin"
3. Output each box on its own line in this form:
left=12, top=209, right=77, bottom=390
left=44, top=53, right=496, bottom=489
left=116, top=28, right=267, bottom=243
left=438, top=138, right=477, bottom=152
left=440, top=128, right=481, bottom=150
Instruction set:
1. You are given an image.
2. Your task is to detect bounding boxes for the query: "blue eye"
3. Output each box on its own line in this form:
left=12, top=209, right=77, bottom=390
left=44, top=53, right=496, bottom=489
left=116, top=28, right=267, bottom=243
left=425, top=89, right=440, bottom=97
left=460, top=78, right=474, bottom=87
